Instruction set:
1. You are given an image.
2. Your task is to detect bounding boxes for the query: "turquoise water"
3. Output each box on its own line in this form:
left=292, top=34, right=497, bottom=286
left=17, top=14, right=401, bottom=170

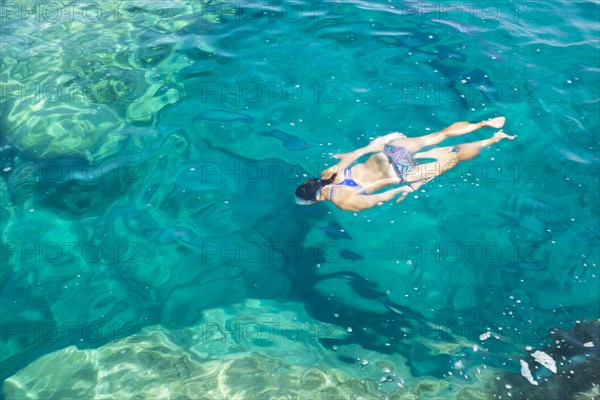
left=1, top=0, right=599, bottom=398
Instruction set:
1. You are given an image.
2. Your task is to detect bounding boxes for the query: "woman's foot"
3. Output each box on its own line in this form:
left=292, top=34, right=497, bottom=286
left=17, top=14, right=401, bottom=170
left=493, top=130, right=515, bottom=140
left=480, top=130, right=516, bottom=147
left=483, top=116, right=505, bottom=129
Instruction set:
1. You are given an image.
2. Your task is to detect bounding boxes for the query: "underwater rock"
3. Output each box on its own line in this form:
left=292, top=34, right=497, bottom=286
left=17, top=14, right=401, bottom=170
left=3, top=344, right=379, bottom=400
left=4, top=298, right=587, bottom=399
left=490, top=319, right=600, bottom=399
left=126, top=83, right=181, bottom=123
left=1, top=0, right=224, bottom=160
left=2, top=300, right=379, bottom=400
left=136, top=43, right=173, bottom=68
left=1, top=94, right=123, bottom=160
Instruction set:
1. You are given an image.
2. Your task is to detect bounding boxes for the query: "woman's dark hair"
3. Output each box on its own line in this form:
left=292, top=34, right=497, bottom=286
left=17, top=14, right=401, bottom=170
left=295, top=174, right=337, bottom=201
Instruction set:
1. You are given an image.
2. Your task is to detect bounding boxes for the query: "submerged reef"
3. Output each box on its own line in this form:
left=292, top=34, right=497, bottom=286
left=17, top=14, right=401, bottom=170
left=2, top=300, right=378, bottom=400
left=491, top=319, right=599, bottom=399
left=1, top=1, right=227, bottom=160
left=3, top=301, right=598, bottom=399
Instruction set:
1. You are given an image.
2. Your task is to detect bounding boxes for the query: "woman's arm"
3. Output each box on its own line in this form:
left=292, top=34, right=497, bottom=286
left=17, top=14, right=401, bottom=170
left=359, top=177, right=402, bottom=193
left=320, top=146, right=372, bottom=179
left=334, top=177, right=431, bottom=211
left=335, top=186, right=413, bottom=211
left=321, top=132, right=404, bottom=179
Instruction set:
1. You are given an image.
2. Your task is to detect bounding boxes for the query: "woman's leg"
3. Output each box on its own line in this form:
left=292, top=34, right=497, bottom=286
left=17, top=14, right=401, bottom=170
left=387, top=117, right=506, bottom=153
left=405, top=130, right=515, bottom=183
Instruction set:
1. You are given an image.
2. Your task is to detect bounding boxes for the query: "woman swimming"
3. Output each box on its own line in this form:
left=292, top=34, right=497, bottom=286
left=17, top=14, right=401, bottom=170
left=295, top=117, right=515, bottom=211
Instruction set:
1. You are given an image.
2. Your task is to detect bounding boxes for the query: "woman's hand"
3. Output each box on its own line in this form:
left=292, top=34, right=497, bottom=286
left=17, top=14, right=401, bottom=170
left=394, top=185, right=417, bottom=202
left=332, top=132, right=404, bottom=163
left=321, top=152, right=355, bottom=179
left=395, top=177, right=434, bottom=202
left=366, top=132, right=405, bottom=153
left=331, top=151, right=355, bottom=163
left=396, top=191, right=409, bottom=203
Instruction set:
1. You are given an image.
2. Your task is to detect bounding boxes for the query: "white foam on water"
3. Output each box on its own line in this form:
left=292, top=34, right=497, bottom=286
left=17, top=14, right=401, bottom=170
left=531, top=350, right=557, bottom=373
left=519, top=360, right=538, bottom=386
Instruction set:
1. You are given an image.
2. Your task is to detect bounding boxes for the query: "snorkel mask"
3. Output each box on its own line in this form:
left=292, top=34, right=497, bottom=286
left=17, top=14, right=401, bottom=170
left=294, top=195, right=317, bottom=205
left=295, top=177, right=330, bottom=206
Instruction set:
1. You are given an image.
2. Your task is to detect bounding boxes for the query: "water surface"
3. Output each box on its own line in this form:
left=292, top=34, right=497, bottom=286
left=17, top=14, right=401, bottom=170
left=1, top=0, right=599, bottom=398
